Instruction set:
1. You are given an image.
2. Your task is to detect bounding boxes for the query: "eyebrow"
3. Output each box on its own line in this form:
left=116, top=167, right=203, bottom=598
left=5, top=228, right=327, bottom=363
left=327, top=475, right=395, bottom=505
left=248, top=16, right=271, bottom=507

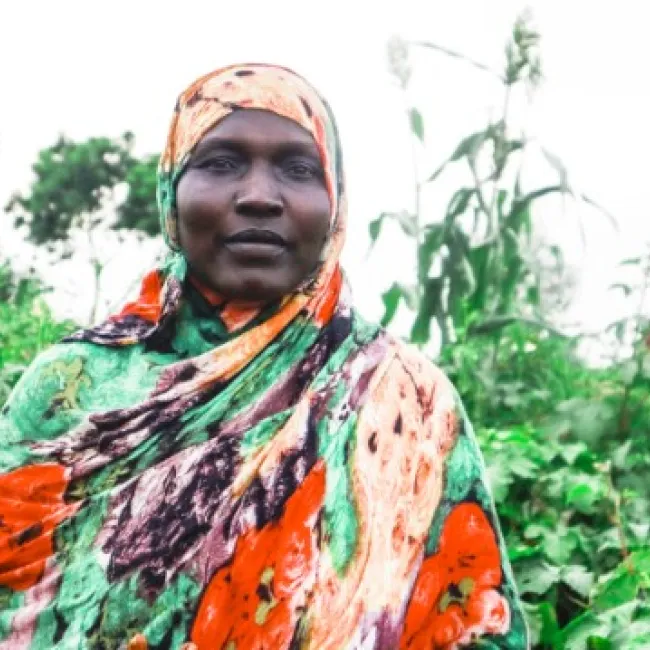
left=192, top=136, right=320, bottom=158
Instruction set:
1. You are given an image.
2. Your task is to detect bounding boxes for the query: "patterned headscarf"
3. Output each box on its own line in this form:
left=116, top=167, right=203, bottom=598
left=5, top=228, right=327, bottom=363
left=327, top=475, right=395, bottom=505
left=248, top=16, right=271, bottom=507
left=158, top=64, right=344, bottom=255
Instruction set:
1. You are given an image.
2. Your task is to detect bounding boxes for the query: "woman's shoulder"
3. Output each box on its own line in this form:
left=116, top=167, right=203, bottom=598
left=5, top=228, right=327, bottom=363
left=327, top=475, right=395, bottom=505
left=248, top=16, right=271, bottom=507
left=1, top=339, right=156, bottom=449
left=360, top=322, right=460, bottom=420
left=348, top=309, right=456, bottom=406
left=355, top=328, right=462, bottom=466
left=381, top=330, right=455, bottom=393
left=0, top=342, right=94, bottom=454
left=4, top=341, right=94, bottom=409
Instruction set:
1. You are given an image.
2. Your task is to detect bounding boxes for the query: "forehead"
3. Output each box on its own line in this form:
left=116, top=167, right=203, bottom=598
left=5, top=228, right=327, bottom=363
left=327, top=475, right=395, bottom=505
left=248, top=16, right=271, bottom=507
left=196, top=109, right=318, bottom=150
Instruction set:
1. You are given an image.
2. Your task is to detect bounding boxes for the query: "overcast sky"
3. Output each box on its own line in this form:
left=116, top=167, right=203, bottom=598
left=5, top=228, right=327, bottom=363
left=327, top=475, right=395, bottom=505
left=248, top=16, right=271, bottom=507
left=1, top=0, right=649, bottom=338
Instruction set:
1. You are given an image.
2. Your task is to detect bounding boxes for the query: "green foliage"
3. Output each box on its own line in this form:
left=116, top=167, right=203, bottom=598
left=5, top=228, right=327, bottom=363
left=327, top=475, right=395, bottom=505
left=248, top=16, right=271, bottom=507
left=379, top=22, right=609, bottom=347
left=0, top=262, right=76, bottom=405
left=440, top=321, right=650, bottom=648
left=383, top=13, right=650, bottom=648
left=115, top=154, right=160, bottom=236
left=5, top=134, right=160, bottom=246
left=4, top=134, right=160, bottom=323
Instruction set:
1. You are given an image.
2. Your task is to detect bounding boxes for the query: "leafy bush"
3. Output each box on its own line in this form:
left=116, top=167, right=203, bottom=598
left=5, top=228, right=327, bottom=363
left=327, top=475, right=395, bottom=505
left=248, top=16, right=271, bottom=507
left=0, top=262, right=76, bottom=404
left=441, top=324, right=650, bottom=648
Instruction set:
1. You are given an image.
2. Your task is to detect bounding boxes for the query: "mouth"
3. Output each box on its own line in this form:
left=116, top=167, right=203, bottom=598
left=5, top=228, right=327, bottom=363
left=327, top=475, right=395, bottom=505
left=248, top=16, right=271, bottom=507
left=223, top=228, right=289, bottom=260
left=224, top=229, right=288, bottom=247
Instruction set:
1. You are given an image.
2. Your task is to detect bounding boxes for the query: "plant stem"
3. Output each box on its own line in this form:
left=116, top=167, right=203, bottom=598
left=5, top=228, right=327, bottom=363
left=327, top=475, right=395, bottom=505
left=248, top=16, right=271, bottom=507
left=411, top=40, right=504, bottom=82
left=488, top=85, right=512, bottom=234
left=604, top=467, right=630, bottom=562
left=86, top=222, right=102, bottom=326
left=405, top=96, right=423, bottom=299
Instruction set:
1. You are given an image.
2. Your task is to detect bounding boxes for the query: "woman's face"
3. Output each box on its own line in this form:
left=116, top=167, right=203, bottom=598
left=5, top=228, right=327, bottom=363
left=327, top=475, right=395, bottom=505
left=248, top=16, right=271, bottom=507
left=176, top=109, right=331, bottom=302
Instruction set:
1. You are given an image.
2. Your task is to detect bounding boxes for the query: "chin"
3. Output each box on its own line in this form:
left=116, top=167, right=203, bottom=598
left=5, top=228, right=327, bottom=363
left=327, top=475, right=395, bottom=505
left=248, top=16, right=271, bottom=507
left=222, top=279, right=289, bottom=304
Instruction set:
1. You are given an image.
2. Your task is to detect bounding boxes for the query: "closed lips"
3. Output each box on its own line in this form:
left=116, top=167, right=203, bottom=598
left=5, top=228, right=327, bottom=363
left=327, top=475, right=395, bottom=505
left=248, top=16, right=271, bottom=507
left=224, top=229, right=288, bottom=246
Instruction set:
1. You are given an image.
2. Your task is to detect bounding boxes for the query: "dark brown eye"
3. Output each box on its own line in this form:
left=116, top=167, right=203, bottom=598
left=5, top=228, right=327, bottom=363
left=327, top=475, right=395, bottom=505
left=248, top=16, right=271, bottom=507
left=283, top=158, right=322, bottom=181
left=197, top=155, right=240, bottom=173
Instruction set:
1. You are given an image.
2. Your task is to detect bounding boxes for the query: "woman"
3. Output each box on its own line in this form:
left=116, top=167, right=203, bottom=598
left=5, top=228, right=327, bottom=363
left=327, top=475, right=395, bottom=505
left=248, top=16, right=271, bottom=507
left=0, top=64, right=528, bottom=649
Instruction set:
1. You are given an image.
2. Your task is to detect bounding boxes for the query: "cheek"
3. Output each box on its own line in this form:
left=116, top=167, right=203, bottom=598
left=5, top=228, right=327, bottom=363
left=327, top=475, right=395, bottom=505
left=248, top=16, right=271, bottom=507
left=292, top=188, right=332, bottom=247
left=176, top=174, right=228, bottom=241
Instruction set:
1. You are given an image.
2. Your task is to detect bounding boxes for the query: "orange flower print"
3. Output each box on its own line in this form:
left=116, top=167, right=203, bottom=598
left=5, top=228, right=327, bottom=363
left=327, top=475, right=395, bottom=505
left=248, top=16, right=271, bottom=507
left=400, top=503, right=510, bottom=649
left=190, top=461, right=326, bottom=649
left=0, top=463, right=78, bottom=591
left=115, top=270, right=163, bottom=323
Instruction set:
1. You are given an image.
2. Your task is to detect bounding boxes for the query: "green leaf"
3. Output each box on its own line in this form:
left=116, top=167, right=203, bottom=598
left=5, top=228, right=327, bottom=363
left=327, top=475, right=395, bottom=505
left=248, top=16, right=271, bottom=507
left=510, top=184, right=565, bottom=214
left=561, top=565, right=595, bottom=599
left=581, top=193, right=618, bottom=230
left=570, top=401, right=615, bottom=444
left=612, top=440, right=633, bottom=469
left=368, top=215, right=384, bottom=244
left=425, top=161, right=447, bottom=183
left=611, top=320, right=626, bottom=343
left=610, top=283, right=633, bottom=297
left=459, top=254, right=477, bottom=296
left=641, top=352, right=650, bottom=379
left=523, top=523, right=546, bottom=541
left=620, top=360, right=638, bottom=385
left=566, top=481, right=601, bottom=514
left=380, top=283, right=417, bottom=327
left=629, top=549, right=650, bottom=573
left=515, top=558, right=560, bottom=595
left=600, top=601, right=640, bottom=635
left=620, top=257, right=641, bottom=266
left=561, top=613, right=610, bottom=650
left=508, top=544, right=540, bottom=562
left=508, top=455, right=537, bottom=479
left=424, top=129, right=494, bottom=183
left=594, top=572, right=640, bottom=611
left=445, top=188, right=475, bottom=222
left=485, top=462, right=514, bottom=503
left=368, top=211, right=417, bottom=248
left=522, top=603, right=544, bottom=647
left=542, top=147, right=570, bottom=192
left=450, top=130, right=487, bottom=162
left=466, top=316, right=517, bottom=336
left=629, top=523, right=650, bottom=545
left=587, top=637, right=612, bottom=649
left=417, top=224, right=445, bottom=280
left=409, top=107, right=425, bottom=142
left=116, top=153, right=160, bottom=236
left=542, top=528, right=579, bottom=565
left=596, top=528, right=623, bottom=554
left=561, top=442, right=588, bottom=465
left=394, top=211, right=418, bottom=237
left=410, top=278, right=443, bottom=344
left=526, top=285, right=540, bottom=307
left=380, top=284, right=402, bottom=327
left=610, top=616, right=650, bottom=648
left=465, top=242, right=492, bottom=313
left=537, top=601, right=561, bottom=647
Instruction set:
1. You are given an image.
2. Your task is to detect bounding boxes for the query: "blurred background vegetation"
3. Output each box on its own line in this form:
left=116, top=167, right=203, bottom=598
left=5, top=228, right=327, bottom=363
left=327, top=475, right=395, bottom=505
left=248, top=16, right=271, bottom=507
left=1, top=13, right=649, bottom=650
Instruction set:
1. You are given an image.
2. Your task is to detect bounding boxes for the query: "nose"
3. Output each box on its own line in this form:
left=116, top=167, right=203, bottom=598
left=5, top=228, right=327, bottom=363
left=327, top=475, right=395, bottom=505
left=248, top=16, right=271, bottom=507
left=234, top=163, right=283, bottom=218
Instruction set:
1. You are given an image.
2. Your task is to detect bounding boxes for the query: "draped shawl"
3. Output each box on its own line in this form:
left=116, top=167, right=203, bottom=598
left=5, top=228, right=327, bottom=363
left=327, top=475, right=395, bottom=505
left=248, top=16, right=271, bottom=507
left=0, top=64, right=528, bottom=649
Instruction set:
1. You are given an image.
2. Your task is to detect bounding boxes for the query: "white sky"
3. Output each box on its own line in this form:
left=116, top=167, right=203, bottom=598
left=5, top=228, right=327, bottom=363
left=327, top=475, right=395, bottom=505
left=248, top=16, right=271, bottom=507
left=1, top=0, right=649, bottom=339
